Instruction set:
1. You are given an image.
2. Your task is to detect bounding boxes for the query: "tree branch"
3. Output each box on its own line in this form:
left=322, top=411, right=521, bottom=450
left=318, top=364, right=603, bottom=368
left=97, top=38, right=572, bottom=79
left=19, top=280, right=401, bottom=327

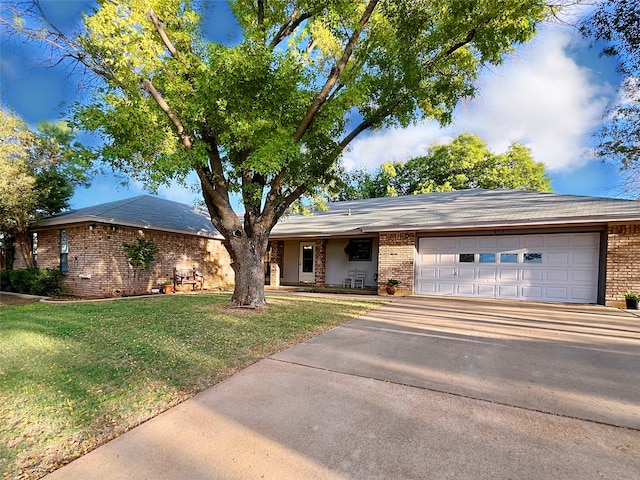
left=294, top=0, right=379, bottom=142
left=140, top=79, right=192, bottom=149
left=148, top=8, right=179, bottom=58
left=269, top=8, right=312, bottom=49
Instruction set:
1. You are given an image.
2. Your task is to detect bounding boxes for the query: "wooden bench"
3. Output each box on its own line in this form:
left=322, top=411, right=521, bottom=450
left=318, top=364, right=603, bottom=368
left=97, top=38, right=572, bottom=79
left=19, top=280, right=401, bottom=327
left=173, top=268, right=204, bottom=291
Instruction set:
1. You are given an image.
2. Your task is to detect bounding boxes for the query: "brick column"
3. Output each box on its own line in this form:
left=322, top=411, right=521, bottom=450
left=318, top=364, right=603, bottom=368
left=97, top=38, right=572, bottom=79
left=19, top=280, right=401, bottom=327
left=269, top=240, right=284, bottom=287
left=314, top=239, right=327, bottom=288
left=378, top=232, right=415, bottom=295
left=605, top=223, right=640, bottom=307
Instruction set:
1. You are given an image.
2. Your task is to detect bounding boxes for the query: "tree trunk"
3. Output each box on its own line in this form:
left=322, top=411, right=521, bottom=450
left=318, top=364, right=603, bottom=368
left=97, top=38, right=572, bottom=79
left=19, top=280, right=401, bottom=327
left=228, top=232, right=269, bottom=308
left=16, top=232, right=35, bottom=269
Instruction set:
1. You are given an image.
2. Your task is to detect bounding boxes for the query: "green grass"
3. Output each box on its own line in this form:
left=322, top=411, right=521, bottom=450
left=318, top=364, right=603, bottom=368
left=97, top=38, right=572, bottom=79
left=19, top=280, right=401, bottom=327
left=0, top=293, right=384, bottom=480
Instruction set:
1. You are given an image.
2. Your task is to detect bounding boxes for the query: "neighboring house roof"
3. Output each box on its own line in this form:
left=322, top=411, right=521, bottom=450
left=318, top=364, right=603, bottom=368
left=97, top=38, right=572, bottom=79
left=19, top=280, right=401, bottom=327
left=38, top=195, right=220, bottom=238
left=270, top=189, right=640, bottom=238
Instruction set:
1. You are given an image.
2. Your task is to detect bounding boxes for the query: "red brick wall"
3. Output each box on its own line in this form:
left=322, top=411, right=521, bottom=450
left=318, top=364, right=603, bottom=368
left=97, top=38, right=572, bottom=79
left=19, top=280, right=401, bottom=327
left=314, top=239, right=327, bottom=287
left=378, top=232, right=415, bottom=295
left=606, top=223, right=640, bottom=307
left=26, top=223, right=233, bottom=298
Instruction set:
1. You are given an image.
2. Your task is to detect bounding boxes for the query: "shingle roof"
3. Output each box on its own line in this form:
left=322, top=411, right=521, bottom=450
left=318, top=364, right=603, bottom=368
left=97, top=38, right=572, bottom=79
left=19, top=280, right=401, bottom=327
left=270, top=189, right=640, bottom=237
left=38, top=195, right=220, bottom=237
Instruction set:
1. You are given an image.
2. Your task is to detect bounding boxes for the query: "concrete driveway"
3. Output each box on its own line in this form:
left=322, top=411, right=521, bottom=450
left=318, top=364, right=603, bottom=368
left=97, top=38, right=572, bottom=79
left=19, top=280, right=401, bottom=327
left=46, top=296, right=640, bottom=480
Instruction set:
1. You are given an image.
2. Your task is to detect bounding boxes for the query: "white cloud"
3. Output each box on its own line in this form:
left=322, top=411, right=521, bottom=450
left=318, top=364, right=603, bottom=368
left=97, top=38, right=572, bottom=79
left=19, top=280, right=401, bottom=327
left=343, top=23, right=615, bottom=174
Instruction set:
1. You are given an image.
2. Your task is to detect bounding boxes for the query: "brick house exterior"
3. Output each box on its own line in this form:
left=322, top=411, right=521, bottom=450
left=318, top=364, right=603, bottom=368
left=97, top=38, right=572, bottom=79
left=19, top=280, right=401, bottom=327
left=268, top=190, right=640, bottom=307
left=605, top=224, right=640, bottom=306
left=14, top=223, right=234, bottom=298
left=6, top=190, right=640, bottom=305
left=11, top=196, right=234, bottom=298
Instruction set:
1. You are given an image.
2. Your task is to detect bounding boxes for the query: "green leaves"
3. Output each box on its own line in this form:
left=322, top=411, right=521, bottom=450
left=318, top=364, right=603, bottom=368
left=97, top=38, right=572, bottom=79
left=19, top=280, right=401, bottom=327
left=333, top=133, right=551, bottom=200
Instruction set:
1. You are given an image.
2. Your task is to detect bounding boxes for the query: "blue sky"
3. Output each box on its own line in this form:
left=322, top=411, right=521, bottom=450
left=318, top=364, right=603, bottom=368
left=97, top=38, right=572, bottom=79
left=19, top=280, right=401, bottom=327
left=0, top=1, right=629, bottom=210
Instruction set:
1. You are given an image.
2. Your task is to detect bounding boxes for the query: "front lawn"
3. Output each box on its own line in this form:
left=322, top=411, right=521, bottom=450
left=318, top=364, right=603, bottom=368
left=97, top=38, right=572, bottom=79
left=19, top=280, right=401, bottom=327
left=0, top=293, right=383, bottom=480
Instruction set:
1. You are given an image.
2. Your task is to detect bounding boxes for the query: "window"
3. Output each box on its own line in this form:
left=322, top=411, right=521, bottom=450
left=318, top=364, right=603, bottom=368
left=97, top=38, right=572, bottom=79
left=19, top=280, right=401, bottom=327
left=523, top=253, right=542, bottom=264
left=348, top=238, right=372, bottom=261
left=60, top=229, right=69, bottom=272
left=479, top=253, right=496, bottom=263
left=459, top=254, right=475, bottom=263
left=301, top=244, right=314, bottom=273
left=32, top=232, right=38, bottom=268
left=500, top=253, right=518, bottom=263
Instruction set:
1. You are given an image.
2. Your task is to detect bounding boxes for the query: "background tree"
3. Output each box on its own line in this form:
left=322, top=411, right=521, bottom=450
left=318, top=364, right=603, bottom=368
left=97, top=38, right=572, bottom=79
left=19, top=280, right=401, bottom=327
left=0, top=108, right=93, bottom=268
left=580, top=0, right=639, bottom=193
left=333, top=133, right=552, bottom=200
left=4, top=0, right=559, bottom=306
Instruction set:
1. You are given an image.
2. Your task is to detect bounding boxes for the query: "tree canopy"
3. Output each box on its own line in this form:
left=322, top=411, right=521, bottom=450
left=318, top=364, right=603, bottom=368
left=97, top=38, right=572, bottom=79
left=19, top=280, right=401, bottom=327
left=332, top=133, right=552, bottom=200
left=580, top=0, right=639, bottom=193
left=0, top=107, right=93, bottom=267
left=4, top=0, right=558, bottom=305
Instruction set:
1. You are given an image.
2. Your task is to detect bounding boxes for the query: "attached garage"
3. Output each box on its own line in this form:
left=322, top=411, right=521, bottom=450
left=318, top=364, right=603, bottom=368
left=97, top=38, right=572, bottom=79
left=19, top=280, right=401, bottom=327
left=415, top=232, right=601, bottom=303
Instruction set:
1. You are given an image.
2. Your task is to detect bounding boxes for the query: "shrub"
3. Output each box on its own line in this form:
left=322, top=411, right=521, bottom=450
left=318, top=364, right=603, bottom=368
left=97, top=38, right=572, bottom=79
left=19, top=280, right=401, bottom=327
left=0, top=270, right=11, bottom=291
left=8, top=269, right=39, bottom=294
left=31, top=269, right=67, bottom=296
left=4, top=268, right=67, bottom=296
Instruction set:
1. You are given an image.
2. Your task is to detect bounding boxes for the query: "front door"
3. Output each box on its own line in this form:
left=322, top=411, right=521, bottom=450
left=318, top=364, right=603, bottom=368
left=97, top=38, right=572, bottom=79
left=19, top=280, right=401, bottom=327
left=299, top=242, right=315, bottom=283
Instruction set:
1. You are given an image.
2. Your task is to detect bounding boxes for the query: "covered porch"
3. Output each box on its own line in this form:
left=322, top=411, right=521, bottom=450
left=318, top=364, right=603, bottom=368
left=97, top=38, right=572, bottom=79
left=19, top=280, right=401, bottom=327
left=265, top=237, right=380, bottom=292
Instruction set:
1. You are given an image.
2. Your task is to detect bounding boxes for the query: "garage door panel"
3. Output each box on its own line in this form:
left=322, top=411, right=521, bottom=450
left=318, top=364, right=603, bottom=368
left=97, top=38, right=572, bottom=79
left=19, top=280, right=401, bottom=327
left=521, top=286, right=543, bottom=298
left=438, top=268, right=456, bottom=279
left=479, top=237, right=498, bottom=248
left=572, top=269, right=597, bottom=282
left=477, top=285, right=496, bottom=296
left=524, top=236, right=545, bottom=247
left=546, top=270, right=569, bottom=282
left=547, top=235, right=570, bottom=247
left=459, top=238, right=477, bottom=249
left=498, top=285, right=519, bottom=298
left=458, top=268, right=476, bottom=279
left=416, top=232, right=600, bottom=304
left=437, top=283, right=455, bottom=294
left=547, top=252, right=569, bottom=264
left=417, top=282, right=437, bottom=294
left=498, top=269, right=519, bottom=281
left=522, top=269, right=544, bottom=281
left=439, top=253, right=456, bottom=263
left=572, top=288, right=596, bottom=300
left=572, top=234, right=598, bottom=247
left=478, top=268, right=496, bottom=280
left=499, top=236, right=521, bottom=248
left=573, top=251, right=598, bottom=265
left=419, top=268, right=436, bottom=279
left=420, top=253, right=438, bottom=263
left=545, top=287, right=569, bottom=299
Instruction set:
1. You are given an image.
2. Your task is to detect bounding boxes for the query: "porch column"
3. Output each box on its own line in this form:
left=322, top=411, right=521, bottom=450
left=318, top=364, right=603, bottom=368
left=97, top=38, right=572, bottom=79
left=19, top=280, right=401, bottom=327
left=269, top=240, right=284, bottom=287
left=378, top=232, right=415, bottom=295
left=314, top=239, right=327, bottom=288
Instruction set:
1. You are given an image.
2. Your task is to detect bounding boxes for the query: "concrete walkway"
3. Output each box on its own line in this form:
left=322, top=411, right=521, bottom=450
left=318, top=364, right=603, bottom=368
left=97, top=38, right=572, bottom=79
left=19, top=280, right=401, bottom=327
left=46, top=296, right=640, bottom=480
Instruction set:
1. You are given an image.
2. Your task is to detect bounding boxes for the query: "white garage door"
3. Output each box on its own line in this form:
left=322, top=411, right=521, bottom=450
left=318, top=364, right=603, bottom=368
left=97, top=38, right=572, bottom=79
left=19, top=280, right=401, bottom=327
left=416, top=233, right=600, bottom=303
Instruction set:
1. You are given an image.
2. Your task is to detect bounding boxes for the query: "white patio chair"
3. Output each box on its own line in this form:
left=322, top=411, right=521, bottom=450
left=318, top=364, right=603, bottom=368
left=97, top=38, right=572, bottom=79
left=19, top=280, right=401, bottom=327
left=343, top=270, right=355, bottom=288
left=354, top=270, right=366, bottom=289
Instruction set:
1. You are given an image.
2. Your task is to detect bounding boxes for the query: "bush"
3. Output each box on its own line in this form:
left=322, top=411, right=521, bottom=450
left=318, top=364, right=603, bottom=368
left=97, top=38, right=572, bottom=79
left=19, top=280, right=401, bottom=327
left=31, top=269, right=67, bottom=296
left=0, top=270, right=12, bottom=291
left=8, top=269, right=39, bottom=294
left=4, top=268, right=66, bottom=296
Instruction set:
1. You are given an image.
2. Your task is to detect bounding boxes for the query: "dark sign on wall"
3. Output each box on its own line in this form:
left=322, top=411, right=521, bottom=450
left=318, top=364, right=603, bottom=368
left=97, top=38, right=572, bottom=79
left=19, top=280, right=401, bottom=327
left=348, top=238, right=372, bottom=261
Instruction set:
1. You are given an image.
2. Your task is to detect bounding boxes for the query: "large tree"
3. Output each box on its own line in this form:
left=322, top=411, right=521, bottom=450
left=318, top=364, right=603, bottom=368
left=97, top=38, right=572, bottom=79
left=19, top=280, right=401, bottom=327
left=332, top=133, right=552, bottom=200
left=0, top=108, right=93, bottom=267
left=580, top=0, right=639, bottom=193
left=4, top=0, right=559, bottom=306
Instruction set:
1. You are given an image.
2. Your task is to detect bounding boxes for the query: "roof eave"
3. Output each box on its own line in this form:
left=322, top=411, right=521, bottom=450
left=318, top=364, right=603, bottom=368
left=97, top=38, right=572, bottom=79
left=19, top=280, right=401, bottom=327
left=360, top=215, right=640, bottom=233
left=35, top=215, right=222, bottom=239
